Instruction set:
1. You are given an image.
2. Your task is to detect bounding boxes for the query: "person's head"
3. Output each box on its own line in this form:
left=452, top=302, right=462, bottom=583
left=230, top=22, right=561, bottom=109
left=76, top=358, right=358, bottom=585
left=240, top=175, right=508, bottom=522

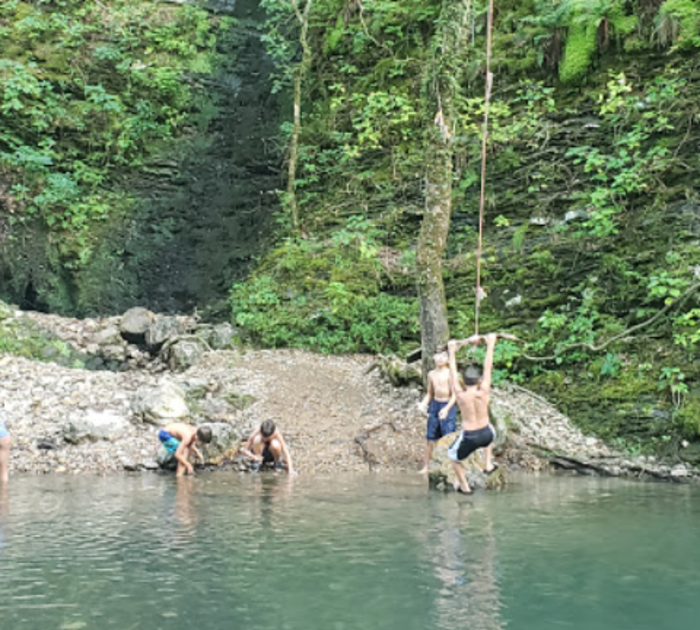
left=461, top=365, right=482, bottom=387
left=433, top=351, right=448, bottom=368
left=196, top=426, right=213, bottom=444
left=260, top=420, right=276, bottom=439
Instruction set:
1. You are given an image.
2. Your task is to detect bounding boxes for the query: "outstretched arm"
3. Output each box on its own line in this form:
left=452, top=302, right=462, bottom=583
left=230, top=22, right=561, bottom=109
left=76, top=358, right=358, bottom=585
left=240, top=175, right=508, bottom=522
left=175, top=442, right=194, bottom=474
left=438, top=390, right=457, bottom=420
left=447, top=335, right=481, bottom=394
left=279, top=434, right=296, bottom=476
left=481, top=333, right=498, bottom=392
left=447, top=341, right=463, bottom=394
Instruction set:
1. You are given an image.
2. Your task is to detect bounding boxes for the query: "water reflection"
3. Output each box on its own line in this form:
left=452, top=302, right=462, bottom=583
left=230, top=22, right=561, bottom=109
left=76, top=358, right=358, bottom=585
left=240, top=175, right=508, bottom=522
left=0, top=483, right=7, bottom=555
left=428, top=499, right=504, bottom=630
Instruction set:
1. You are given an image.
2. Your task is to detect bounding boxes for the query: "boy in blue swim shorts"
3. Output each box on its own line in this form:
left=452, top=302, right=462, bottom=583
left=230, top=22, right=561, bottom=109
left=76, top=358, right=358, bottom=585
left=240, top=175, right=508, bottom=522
left=158, top=422, right=212, bottom=477
left=417, top=351, right=457, bottom=474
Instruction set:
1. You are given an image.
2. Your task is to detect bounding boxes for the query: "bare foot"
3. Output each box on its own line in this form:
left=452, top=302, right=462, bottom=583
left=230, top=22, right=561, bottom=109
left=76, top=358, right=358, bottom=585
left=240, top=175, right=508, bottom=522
left=453, top=480, right=473, bottom=495
left=418, top=467, right=429, bottom=475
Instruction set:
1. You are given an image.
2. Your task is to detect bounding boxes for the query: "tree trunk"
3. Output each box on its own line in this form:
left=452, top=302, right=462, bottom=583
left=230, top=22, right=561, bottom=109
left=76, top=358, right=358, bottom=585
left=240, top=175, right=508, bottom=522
left=417, top=141, right=452, bottom=379
left=416, top=0, right=472, bottom=380
left=287, top=0, right=313, bottom=234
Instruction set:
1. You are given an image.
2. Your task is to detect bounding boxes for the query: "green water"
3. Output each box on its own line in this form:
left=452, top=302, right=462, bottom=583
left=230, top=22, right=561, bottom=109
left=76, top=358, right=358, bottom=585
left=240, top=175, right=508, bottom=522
left=1, top=473, right=699, bottom=630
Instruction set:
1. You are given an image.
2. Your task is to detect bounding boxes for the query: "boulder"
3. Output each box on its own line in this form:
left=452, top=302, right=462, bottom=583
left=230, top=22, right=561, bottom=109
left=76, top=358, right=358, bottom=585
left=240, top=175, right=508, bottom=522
left=200, top=422, right=243, bottom=465
left=428, top=432, right=506, bottom=492
left=91, top=326, right=123, bottom=346
left=145, top=316, right=181, bottom=351
left=209, top=323, right=237, bottom=349
left=119, top=307, right=155, bottom=344
left=63, top=410, right=131, bottom=444
left=131, top=381, right=190, bottom=425
left=162, top=336, right=210, bottom=371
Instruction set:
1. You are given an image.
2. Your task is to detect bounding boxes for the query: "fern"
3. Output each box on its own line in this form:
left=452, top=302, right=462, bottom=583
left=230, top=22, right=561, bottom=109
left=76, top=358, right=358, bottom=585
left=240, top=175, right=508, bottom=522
left=654, top=0, right=700, bottom=48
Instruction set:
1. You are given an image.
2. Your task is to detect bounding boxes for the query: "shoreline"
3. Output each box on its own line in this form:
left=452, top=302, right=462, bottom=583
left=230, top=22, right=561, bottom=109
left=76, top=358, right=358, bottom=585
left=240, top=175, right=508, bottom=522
left=1, top=307, right=697, bottom=484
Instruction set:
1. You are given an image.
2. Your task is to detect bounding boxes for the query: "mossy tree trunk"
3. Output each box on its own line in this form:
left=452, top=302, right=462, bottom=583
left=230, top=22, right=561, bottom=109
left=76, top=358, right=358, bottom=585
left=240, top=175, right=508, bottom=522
left=417, top=0, right=471, bottom=380
left=286, top=0, right=313, bottom=234
left=418, top=141, right=452, bottom=379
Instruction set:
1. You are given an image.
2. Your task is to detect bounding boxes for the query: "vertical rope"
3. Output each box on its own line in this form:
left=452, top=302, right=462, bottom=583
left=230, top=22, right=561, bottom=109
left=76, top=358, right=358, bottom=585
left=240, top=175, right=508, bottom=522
left=475, top=0, right=495, bottom=337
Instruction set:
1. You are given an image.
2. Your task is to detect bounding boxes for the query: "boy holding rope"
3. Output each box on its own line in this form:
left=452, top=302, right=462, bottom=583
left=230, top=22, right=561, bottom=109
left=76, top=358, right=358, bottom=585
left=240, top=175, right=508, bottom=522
left=446, top=333, right=500, bottom=494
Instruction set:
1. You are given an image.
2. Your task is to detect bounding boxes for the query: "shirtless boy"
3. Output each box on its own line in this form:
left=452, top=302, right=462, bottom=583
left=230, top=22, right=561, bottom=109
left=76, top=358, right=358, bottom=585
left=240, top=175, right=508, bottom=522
left=417, top=351, right=457, bottom=474
left=241, top=420, right=297, bottom=476
left=446, top=333, right=499, bottom=494
left=158, top=423, right=212, bottom=477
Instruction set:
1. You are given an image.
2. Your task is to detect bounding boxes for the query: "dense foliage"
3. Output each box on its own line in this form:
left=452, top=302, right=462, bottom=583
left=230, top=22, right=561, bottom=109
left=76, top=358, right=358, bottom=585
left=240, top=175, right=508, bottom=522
left=1, top=0, right=699, bottom=457
left=231, top=0, right=700, bottom=458
left=0, top=0, right=232, bottom=309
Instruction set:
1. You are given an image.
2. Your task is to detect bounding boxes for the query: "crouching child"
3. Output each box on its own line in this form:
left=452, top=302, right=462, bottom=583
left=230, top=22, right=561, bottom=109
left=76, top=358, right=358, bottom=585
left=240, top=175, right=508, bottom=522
left=158, top=423, right=213, bottom=477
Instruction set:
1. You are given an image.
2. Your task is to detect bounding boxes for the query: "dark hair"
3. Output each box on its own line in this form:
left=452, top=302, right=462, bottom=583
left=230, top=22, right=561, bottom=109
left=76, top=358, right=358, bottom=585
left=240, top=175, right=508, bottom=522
left=196, top=426, right=213, bottom=444
left=261, top=420, right=276, bottom=437
left=462, top=365, right=482, bottom=386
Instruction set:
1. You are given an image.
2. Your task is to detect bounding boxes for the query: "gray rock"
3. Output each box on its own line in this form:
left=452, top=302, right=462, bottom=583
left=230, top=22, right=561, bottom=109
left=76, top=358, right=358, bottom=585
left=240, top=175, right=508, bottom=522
left=92, top=326, right=122, bottom=346
left=504, top=294, right=522, bottom=309
left=200, top=422, right=242, bottom=464
left=63, top=410, right=131, bottom=444
left=564, top=210, right=588, bottom=223
left=131, top=381, right=190, bottom=425
left=119, top=307, right=155, bottom=343
left=145, top=316, right=181, bottom=351
left=163, top=336, right=209, bottom=371
left=209, top=323, right=236, bottom=349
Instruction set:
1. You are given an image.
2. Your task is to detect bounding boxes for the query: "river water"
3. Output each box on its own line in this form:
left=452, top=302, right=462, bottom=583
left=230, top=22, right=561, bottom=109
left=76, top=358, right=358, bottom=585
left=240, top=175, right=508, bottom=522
left=0, top=473, right=698, bottom=630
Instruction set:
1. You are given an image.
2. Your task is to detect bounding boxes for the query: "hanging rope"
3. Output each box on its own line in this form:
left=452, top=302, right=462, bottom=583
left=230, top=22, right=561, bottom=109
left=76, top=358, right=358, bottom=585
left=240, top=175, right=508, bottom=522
left=474, top=0, right=496, bottom=336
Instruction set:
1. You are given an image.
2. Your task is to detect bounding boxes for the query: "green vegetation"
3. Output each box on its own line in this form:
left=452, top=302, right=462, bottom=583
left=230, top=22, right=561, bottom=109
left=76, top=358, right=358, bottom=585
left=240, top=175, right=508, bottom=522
left=2, top=0, right=699, bottom=457
left=230, top=0, right=700, bottom=456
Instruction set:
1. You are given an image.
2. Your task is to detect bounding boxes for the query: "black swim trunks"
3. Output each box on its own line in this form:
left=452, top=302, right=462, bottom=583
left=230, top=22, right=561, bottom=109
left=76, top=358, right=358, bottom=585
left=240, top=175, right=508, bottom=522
left=447, top=425, right=495, bottom=462
left=261, top=444, right=276, bottom=464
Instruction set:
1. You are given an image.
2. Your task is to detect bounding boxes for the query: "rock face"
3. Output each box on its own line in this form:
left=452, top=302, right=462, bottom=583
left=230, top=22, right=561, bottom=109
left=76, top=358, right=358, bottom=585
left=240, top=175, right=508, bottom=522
left=62, top=410, right=131, bottom=444
left=119, top=307, right=155, bottom=344
left=131, top=382, right=190, bottom=425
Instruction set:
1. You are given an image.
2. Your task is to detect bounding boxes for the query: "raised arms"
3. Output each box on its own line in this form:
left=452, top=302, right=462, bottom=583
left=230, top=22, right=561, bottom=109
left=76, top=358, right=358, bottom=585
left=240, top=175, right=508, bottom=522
left=480, top=333, right=498, bottom=392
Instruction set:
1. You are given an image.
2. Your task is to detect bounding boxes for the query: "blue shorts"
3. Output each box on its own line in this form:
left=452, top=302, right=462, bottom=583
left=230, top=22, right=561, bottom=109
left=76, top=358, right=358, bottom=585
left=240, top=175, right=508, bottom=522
left=158, top=429, right=180, bottom=454
left=0, top=420, right=9, bottom=440
left=426, top=400, right=457, bottom=441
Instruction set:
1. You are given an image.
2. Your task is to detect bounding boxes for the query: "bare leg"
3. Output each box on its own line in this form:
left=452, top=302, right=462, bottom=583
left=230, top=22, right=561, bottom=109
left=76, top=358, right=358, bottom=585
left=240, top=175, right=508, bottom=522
left=268, top=439, right=283, bottom=467
left=482, top=444, right=498, bottom=474
left=175, top=447, right=192, bottom=477
left=0, top=437, right=10, bottom=483
left=452, top=462, right=471, bottom=494
left=419, top=441, right=434, bottom=474
left=484, top=445, right=493, bottom=471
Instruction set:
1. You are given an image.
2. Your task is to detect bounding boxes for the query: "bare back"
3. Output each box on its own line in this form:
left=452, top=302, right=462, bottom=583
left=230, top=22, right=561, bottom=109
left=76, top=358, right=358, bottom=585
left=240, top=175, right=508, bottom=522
left=165, top=423, right=197, bottom=445
left=456, top=386, right=490, bottom=431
